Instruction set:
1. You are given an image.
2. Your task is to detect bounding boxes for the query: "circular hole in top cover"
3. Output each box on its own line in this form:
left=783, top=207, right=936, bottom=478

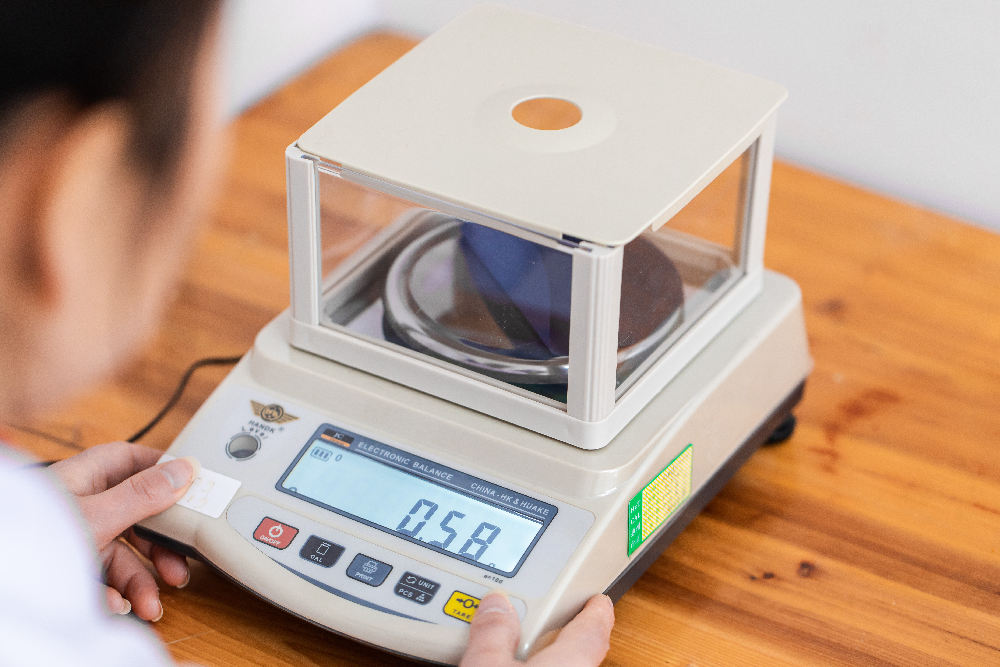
left=511, top=97, right=582, bottom=130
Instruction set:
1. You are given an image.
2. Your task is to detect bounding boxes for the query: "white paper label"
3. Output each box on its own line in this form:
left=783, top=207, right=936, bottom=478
left=159, top=455, right=241, bottom=519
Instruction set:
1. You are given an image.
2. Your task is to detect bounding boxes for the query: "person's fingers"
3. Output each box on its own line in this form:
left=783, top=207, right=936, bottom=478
left=104, top=584, right=131, bottom=616
left=78, top=457, right=198, bottom=546
left=49, top=442, right=163, bottom=496
left=103, top=539, right=163, bottom=622
left=527, top=595, right=614, bottom=667
left=460, top=592, right=520, bottom=667
left=126, top=528, right=190, bottom=588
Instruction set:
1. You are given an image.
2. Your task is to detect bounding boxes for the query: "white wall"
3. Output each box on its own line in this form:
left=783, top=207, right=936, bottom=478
left=377, top=0, right=1000, bottom=231
left=221, top=0, right=380, bottom=116
left=221, top=1, right=1000, bottom=231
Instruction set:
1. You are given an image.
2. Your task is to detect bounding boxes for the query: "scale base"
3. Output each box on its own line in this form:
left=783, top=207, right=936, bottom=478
left=136, top=380, right=802, bottom=664
left=137, top=271, right=811, bottom=664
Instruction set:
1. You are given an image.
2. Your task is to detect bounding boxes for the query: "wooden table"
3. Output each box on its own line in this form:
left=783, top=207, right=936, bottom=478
left=15, top=33, right=1000, bottom=665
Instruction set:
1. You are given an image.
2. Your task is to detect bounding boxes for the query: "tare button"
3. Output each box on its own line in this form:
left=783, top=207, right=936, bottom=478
left=442, top=591, right=481, bottom=623
left=253, top=517, right=298, bottom=549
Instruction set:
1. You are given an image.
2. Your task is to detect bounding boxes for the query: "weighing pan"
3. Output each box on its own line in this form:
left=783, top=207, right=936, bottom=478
left=383, top=218, right=684, bottom=386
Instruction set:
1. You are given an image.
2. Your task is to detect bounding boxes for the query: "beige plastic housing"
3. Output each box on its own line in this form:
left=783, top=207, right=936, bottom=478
left=285, top=5, right=787, bottom=449
left=142, top=272, right=810, bottom=664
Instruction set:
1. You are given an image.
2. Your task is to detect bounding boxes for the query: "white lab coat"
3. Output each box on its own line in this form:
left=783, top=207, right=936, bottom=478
left=0, top=446, right=170, bottom=666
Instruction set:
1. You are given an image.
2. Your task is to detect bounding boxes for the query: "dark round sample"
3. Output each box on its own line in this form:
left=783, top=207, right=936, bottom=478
left=619, top=234, right=684, bottom=349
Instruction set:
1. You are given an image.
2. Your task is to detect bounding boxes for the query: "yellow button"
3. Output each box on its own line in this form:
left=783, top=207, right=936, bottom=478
left=442, top=590, right=481, bottom=623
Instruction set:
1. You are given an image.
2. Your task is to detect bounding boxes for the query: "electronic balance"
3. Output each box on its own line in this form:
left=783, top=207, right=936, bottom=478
left=138, top=5, right=811, bottom=663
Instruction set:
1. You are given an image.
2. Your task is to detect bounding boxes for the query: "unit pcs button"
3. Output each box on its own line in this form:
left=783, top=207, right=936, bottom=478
left=394, top=571, right=440, bottom=605
left=298, top=535, right=345, bottom=568
left=346, top=554, right=392, bottom=587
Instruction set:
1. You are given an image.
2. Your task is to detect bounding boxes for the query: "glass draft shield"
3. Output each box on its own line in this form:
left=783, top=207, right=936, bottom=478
left=613, top=144, right=754, bottom=395
left=283, top=2, right=784, bottom=448
left=317, top=162, right=577, bottom=405
left=308, top=146, right=751, bottom=405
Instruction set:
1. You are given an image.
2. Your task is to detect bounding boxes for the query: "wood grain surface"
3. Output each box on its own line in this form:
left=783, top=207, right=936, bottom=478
left=13, top=33, right=1000, bottom=666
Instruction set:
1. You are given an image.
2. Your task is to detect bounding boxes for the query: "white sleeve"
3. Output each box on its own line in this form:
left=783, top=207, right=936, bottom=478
left=0, top=450, right=172, bottom=667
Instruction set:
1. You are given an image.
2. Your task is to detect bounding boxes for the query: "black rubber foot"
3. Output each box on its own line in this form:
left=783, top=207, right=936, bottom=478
left=763, top=413, right=797, bottom=445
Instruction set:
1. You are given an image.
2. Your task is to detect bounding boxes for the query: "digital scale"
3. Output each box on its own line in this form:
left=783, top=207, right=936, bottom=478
left=138, top=6, right=810, bottom=663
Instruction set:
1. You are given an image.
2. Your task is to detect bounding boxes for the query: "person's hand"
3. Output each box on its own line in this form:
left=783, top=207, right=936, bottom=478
left=461, top=592, right=614, bottom=666
left=48, top=442, right=197, bottom=621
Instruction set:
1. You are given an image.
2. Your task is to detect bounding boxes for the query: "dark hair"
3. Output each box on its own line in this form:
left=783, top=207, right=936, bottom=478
left=0, top=1, right=218, bottom=175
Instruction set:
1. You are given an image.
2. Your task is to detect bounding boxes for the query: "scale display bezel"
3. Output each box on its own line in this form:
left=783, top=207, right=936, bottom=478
left=276, top=424, right=558, bottom=577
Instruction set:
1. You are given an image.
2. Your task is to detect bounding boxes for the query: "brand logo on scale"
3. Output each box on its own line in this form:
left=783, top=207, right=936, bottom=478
left=251, top=400, right=298, bottom=424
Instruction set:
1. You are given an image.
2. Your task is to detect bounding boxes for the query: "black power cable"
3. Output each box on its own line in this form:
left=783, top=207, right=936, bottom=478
left=127, top=355, right=242, bottom=443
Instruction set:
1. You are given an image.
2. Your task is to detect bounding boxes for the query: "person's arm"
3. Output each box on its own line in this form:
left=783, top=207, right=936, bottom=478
left=462, top=592, right=614, bottom=666
left=48, top=442, right=196, bottom=620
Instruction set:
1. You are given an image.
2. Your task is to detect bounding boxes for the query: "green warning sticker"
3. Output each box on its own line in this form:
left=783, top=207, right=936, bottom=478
left=627, top=444, right=693, bottom=555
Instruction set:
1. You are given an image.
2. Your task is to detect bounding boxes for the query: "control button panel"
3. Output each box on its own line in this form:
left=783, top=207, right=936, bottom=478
left=229, top=495, right=530, bottom=626
left=299, top=535, right=345, bottom=568
left=394, top=572, right=440, bottom=605
left=347, top=554, right=392, bottom=587
left=253, top=517, right=298, bottom=549
left=442, top=591, right=481, bottom=623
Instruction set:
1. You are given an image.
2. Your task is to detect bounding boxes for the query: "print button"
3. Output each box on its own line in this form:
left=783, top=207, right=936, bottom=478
left=346, top=554, right=392, bottom=587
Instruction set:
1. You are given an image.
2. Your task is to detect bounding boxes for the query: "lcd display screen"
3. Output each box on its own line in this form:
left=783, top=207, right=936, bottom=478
left=277, top=426, right=555, bottom=576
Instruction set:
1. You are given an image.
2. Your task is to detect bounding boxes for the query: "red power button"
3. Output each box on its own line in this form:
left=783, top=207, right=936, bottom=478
left=253, top=517, right=298, bottom=549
